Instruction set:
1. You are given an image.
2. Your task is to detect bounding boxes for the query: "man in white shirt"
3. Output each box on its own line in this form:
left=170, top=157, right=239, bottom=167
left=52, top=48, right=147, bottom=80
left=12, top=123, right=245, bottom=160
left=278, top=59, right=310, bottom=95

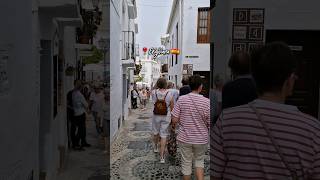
left=71, top=80, right=91, bottom=150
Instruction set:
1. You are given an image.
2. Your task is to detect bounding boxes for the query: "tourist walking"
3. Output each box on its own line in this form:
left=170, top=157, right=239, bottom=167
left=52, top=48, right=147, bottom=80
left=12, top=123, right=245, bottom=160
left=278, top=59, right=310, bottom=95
left=71, top=80, right=91, bottom=150
left=151, top=78, right=174, bottom=163
left=222, top=51, right=257, bottom=109
left=89, top=85, right=105, bottom=134
left=146, top=87, right=151, bottom=102
left=131, top=86, right=139, bottom=109
left=167, top=81, right=179, bottom=104
left=171, top=75, right=210, bottom=180
left=140, top=88, right=148, bottom=110
left=179, top=76, right=191, bottom=96
left=211, top=42, right=320, bottom=179
left=210, top=74, right=223, bottom=125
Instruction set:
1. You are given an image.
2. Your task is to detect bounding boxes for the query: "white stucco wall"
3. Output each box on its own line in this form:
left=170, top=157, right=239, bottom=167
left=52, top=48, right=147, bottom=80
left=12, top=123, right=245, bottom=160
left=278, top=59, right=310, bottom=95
left=0, top=0, right=40, bottom=179
left=167, top=0, right=210, bottom=87
left=167, top=1, right=182, bottom=86
left=110, top=0, right=123, bottom=140
left=182, top=0, right=210, bottom=72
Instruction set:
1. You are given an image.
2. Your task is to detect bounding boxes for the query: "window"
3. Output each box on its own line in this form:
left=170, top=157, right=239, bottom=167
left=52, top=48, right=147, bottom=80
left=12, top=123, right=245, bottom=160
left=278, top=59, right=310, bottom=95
left=197, top=7, right=211, bottom=43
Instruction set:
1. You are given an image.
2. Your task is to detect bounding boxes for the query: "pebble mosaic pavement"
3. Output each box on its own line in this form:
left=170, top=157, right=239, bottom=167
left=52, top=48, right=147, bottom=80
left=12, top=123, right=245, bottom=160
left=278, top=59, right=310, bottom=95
left=111, top=103, right=210, bottom=180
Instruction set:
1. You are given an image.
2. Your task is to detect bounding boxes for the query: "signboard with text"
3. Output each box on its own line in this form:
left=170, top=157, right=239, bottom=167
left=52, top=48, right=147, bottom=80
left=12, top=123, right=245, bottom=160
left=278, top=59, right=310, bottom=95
left=232, top=8, right=265, bottom=53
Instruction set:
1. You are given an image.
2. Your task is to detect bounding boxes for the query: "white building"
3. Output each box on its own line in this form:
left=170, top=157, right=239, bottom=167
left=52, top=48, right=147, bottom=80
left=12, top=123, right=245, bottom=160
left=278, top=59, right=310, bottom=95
left=165, top=0, right=210, bottom=93
left=211, top=0, right=320, bottom=119
left=139, top=56, right=161, bottom=88
left=110, top=0, right=138, bottom=141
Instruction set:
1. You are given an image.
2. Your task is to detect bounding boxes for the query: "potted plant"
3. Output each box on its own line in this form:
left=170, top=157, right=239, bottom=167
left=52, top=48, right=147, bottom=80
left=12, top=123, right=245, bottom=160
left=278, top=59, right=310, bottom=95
left=134, top=64, right=142, bottom=75
left=65, top=66, right=75, bottom=76
left=79, top=11, right=99, bottom=44
left=82, top=46, right=104, bottom=64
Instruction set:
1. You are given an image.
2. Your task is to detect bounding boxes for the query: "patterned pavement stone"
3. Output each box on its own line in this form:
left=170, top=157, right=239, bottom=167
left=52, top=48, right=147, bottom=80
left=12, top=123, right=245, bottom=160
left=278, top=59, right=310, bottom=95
left=57, top=115, right=108, bottom=180
left=111, top=103, right=210, bottom=180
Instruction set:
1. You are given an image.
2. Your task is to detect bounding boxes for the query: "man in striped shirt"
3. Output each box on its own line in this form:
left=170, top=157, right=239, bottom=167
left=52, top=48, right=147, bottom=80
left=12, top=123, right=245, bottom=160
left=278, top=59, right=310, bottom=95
left=172, top=75, right=210, bottom=180
left=211, top=42, right=320, bottom=179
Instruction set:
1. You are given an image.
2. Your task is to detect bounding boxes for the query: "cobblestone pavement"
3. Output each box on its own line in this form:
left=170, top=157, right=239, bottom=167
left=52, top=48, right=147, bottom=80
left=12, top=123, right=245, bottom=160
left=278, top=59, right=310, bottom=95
left=57, top=114, right=108, bottom=180
left=111, top=103, right=210, bottom=180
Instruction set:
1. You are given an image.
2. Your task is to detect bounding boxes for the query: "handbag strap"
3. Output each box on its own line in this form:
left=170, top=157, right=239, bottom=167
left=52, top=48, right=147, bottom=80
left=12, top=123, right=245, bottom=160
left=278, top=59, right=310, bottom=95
left=248, top=103, right=298, bottom=179
left=189, top=94, right=209, bottom=130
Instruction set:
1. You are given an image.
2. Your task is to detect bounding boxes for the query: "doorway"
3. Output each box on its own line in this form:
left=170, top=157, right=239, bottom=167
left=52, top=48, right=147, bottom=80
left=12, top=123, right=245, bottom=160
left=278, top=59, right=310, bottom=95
left=266, top=30, right=320, bottom=118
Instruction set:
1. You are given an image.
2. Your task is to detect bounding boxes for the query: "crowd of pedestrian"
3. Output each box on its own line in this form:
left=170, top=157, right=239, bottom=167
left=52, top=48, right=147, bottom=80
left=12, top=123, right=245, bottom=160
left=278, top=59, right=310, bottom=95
left=137, top=41, right=320, bottom=180
left=67, top=80, right=108, bottom=153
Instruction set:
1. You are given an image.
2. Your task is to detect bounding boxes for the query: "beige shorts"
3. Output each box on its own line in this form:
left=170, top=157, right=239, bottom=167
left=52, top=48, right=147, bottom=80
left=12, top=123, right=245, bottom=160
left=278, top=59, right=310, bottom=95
left=178, top=142, right=207, bottom=176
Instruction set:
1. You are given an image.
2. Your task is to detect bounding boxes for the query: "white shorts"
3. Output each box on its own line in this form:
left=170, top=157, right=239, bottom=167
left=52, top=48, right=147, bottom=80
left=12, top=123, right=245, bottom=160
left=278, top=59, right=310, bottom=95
left=152, top=115, right=170, bottom=138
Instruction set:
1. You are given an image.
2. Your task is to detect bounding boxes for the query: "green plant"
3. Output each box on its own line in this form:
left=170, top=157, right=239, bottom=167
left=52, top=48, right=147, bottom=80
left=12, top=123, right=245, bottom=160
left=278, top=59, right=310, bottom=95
left=135, top=75, right=143, bottom=82
left=134, top=64, right=142, bottom=75
left=83, top=46, right=104, bottom=64
left=80, top=11, right=99, bottom=38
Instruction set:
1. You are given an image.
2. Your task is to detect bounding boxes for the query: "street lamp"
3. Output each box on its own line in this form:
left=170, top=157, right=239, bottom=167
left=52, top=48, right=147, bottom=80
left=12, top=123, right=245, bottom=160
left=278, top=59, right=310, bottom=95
left=98, top=37, right=109, bottom=82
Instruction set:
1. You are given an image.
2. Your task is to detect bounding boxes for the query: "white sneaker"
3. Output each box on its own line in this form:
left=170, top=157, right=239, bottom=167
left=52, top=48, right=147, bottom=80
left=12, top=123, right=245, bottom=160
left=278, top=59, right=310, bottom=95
left=160, top=157, right=165, bottom=163
left=153, top=144, right=159, bottom=153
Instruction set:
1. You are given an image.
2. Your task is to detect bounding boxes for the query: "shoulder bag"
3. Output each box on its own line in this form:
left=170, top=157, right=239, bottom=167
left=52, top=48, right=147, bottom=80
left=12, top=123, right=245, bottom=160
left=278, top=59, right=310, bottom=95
left=248, top=103, right=298, bottom=180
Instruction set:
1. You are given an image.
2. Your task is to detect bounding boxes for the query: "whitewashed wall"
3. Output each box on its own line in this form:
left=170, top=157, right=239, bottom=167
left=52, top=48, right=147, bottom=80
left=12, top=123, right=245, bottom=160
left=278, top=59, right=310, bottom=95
left=167, top=0, right=210, bottom=87
left=182, top=0, right=210, bottom=72
left=167, top=1, right=181, bottom=86
left=0, top=0, right=40, bottom=179
left=110, top=0, right=123, bottom=140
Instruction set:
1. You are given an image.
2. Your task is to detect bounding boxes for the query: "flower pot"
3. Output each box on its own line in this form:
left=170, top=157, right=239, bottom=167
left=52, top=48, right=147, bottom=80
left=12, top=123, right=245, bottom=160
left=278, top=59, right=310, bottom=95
left=79, top=35, right=90, bottom=44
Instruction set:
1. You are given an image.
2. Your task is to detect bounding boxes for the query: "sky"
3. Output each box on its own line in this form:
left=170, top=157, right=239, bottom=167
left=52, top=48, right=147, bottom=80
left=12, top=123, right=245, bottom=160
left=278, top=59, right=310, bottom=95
left=136, top=0, right=172, bottom=54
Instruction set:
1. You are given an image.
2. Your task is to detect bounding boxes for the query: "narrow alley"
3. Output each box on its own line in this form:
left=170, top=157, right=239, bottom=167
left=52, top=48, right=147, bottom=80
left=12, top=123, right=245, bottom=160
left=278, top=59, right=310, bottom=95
left=111, top=102, right=210, bottom=180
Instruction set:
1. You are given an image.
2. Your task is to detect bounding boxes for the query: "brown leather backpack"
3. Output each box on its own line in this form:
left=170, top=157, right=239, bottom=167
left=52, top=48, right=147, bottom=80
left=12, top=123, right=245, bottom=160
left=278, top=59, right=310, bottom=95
left=153, top=91, right=169, bottom=115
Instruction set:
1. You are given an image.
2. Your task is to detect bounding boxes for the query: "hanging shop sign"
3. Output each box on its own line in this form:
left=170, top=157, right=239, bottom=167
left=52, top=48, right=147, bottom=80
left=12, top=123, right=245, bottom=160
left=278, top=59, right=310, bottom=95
left=146, top=47, right=180, bottom=60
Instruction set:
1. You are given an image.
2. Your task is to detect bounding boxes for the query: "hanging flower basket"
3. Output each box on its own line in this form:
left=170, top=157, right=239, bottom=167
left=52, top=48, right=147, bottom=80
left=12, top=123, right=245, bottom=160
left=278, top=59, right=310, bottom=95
left=65, top=66, right=75, bottom=76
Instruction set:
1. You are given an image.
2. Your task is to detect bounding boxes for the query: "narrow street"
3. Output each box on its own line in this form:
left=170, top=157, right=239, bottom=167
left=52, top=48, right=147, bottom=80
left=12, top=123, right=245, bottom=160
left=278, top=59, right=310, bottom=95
left=111, top=102, right=210, bottom=180
left=57, top=115, right=108, bottom=180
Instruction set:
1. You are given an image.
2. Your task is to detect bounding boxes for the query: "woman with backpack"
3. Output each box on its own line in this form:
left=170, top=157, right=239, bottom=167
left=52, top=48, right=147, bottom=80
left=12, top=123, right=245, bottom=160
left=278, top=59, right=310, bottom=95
left=151, top=78, right=174, bottom=163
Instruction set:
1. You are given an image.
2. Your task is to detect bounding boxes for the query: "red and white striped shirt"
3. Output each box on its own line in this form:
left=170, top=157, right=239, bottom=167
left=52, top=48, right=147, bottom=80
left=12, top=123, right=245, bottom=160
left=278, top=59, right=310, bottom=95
left=211, top=99, right=320, bottom=179
left=171, top=93, right=210, bottom=144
